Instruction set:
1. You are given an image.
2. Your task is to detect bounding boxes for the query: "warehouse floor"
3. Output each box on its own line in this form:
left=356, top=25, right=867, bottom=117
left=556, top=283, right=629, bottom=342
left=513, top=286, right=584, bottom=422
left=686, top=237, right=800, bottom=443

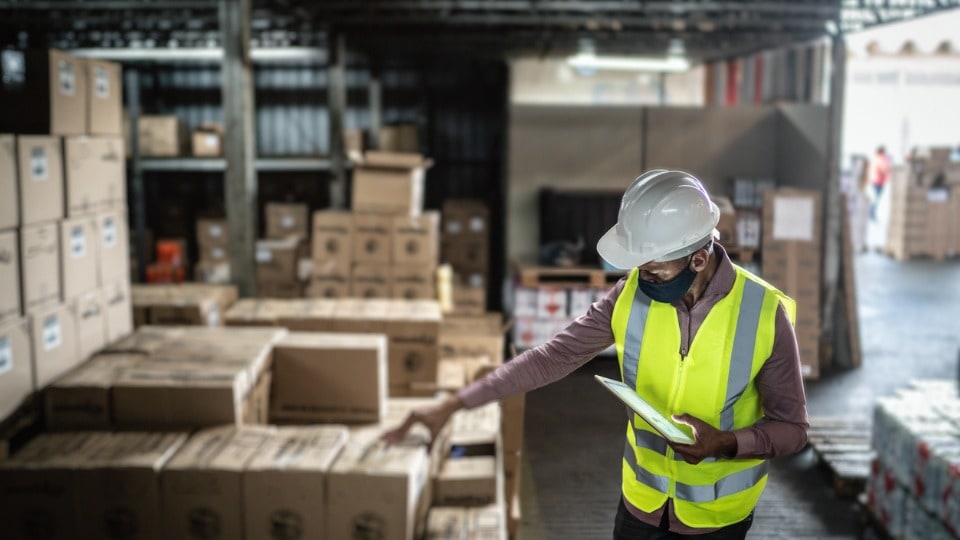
left=514, top=251, right=960, bottom=539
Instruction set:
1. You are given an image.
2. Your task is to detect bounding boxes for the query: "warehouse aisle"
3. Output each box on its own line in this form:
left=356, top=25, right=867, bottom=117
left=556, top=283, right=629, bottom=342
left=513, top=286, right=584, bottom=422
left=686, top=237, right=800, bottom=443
left=515, top=252, right=960, bottom=539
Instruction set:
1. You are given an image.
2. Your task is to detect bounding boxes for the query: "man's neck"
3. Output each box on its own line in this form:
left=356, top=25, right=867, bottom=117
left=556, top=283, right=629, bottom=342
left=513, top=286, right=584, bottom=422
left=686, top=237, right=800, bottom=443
left=682, top=252, right=718, bottom=308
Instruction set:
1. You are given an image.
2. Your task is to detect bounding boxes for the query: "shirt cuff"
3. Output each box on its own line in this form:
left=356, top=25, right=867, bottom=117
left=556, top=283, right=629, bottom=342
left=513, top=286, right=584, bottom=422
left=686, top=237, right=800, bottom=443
left=733, top=429, right=759, bottom=459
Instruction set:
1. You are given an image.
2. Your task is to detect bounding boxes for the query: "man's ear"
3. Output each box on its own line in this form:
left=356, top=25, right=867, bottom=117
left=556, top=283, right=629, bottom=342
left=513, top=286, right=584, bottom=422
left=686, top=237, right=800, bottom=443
left=690, top=249, right=709, bottom=272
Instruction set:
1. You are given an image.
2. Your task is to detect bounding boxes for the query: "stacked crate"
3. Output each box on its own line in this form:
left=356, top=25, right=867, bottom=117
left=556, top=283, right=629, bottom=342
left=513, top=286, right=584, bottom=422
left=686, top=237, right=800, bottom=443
left=441, top=199, right=491, bottom=314
left=194, top=218, right=230, bottom=283
left=130, top=283, right=239, bottom=327
left=887, top=163, right=960, bottom=261
left=255, top=202, right=310, bottom=297
left=0, top=49, right=134, bottom=422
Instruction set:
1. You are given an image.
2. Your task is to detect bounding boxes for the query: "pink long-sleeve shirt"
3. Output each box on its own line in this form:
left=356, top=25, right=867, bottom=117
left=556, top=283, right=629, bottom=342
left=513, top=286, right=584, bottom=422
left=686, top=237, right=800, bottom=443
left=457, top=244, right=809, bottom=534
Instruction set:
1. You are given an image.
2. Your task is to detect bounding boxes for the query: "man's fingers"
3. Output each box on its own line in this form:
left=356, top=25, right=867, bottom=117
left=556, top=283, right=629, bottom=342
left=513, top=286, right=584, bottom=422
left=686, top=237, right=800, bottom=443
left=381, top=413, right=419, bottom=445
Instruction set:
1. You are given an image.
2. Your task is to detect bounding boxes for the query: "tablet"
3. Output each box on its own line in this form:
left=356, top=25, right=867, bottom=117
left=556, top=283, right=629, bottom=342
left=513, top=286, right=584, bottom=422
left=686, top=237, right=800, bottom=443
left=594, top=375, right=695, bottom=445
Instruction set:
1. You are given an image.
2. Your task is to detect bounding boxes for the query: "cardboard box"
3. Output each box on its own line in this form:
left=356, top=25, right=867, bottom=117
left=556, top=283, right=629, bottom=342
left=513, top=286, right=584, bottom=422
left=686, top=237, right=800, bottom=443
left=97, top=209, right=130, bottom=286
left=31, top=303, right=79, bottom=388
left=273, top=299, right=337, bottom=332
left=73, top=432, right=187, bottom=540
left=352, top=152, right=432, bottom=216
left=20, top=221, right=61, bottom=314
left=393, top=211, right=440, bottom=265
left=312, top=210, right=353, bottom=272
left=344, top=129, right=366, bottom=161
left=0, top=319, right=32, bottom=420
left=161, top=427, right=273, bottom=540
left=435, top=456, right=498, bottom=505
left=266, top=202, right=309, bottom=240
left=270, top=332, right=388, bottom=424
left=536, top=287, right=569, bottom=319
left=451, top=285, right=486, bottom=316
left=388, top=343, right=440, bottom=392
left=258, top=281, right=302, bottom=299
left=443, top=239, right=489, bottom=271
left=352, top=264, right=391, bottom=298
left=191, top=124, right=223, bottom=157
left=256, top=236, right=300, bottom=285
left=44, top=353, right=143, bottom=430
left=0, top=231, right=21, bottom=325
left=60, top=216, right=99, bottom=300
left=137, top=115, right=185, bottom=157
left=736, top=211, right=762, bottom=250
left=467, top=504, right=508, bottom=539
left=73, top=289, right=107, bottom=361
left=306, top=273, right=351, bottom=299
left=0, top=134, right=17, bottom=229
left=243, top=426, right=350, bottom=540
left=327, top=442, right=431, bottom=540
left=17, top=135, right=64, bottom=226
left=442, top=199, right=489, bottom=238
left=449, top=403, right=501, bottom=451
left=197, top=218, right=228, bottom=250
left=353, top=213, right=393, bottom=264
left=86, top=58, right=123, bottom=135
left=514, top=288, right=538, bottom=319
left=391, top=265, right=436, bottom=300
left=0, top=49, right=87, bottom=135
left=103, top=279, right=133, bottom=343
left=64, top=136, right=124, bottom=216
left=713, top=195, right=738, bottom=247
left=379, top=124, right=420, bottom=153
left=425, top=507, right=469, bottom=539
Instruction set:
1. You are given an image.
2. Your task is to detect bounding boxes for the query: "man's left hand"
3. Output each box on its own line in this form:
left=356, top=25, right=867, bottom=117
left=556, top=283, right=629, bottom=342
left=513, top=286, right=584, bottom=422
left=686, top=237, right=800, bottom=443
left=669, top=413, right=738, bottom=464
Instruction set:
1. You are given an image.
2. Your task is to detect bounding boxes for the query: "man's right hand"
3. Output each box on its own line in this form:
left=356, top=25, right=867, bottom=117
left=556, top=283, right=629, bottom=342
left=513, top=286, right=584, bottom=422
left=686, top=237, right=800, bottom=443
left=381, top=395, right=465, bottom=449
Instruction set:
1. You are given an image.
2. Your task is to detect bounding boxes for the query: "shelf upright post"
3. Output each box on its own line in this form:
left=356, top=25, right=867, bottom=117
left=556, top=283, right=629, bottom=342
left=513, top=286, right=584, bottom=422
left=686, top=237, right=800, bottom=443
left=220, top=0, right=258, bottom=296
left=327, top=31, right=347, bottom=208
left=124, top=69, right=149, bottom=283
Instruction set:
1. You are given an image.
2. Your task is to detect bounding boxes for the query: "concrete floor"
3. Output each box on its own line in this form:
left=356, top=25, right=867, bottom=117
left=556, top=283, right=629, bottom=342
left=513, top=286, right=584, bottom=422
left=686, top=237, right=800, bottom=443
left=515, top=251, right=960, bottom=539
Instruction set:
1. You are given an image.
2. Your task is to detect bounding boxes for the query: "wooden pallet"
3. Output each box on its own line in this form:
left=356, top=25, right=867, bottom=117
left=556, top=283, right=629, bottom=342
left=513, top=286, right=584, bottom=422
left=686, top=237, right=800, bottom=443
left=515, top=265, right=626, bottom=288
left=0, top=396, right=42, bottom=460
left=808, top=416, right=875, bottom=498
left=884, top=247, right=957, bottom=262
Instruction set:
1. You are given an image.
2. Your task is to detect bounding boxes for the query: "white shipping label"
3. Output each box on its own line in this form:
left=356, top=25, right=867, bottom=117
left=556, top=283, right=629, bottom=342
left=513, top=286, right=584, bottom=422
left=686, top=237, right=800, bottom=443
left=209, top=224, right=223, bottom=237
left=211, top=247, right=225, bottom=260
left=446, top=219, right=463, bottom=235
left=43, top=315, right=62, bottom=351
left=70, top=226, right=87, bottom=258
left=58, top=60, right=76, bottom=96
left=469, top=217, right=485, bottom=233
left=772, top=197, right=815, bottom=242
left=204, top=134, right=218, bottom=148
left=207, top=309, right=220, bottom=327
left=256, top=248, right=272, bottom=263
left=0, top=336, right=11, bottom=375
left=30, top=147, right=49, bottom=181
left=927, top=189, right=949, bottom=203
left=94, top=66, right=109, bottom=98
left=102, top=217, right=117, bottom=247
left=281, top=216, right=295, bottom=229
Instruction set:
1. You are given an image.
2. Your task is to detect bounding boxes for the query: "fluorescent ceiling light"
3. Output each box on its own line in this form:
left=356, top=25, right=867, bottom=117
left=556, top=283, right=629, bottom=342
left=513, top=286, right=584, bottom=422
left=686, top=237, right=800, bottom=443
left=567, top=53, right=690, bottom=73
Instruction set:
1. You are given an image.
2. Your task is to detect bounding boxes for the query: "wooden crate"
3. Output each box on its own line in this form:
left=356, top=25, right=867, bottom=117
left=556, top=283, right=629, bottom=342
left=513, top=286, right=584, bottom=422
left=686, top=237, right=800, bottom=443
left=808, top=416, right=875, bottom=498
left=515, top=265, right=625, bottom=288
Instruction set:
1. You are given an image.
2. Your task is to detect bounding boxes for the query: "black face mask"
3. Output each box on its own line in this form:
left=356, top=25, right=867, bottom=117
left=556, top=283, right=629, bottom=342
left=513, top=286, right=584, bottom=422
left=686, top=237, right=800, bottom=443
left=637, top=261, right=697, bottom=304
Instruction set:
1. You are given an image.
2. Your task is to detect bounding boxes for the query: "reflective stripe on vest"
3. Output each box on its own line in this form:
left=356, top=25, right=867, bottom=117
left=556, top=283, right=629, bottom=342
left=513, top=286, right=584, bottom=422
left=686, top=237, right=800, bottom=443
left=621, top=287, right=651, bottom=391
left=623, top=440, right=670, bottom=493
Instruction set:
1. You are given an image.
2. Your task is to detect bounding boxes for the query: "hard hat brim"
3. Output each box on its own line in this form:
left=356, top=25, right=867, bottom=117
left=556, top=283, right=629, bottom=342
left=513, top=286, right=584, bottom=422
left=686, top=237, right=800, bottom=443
left=596, top=226, right=654, bottom=270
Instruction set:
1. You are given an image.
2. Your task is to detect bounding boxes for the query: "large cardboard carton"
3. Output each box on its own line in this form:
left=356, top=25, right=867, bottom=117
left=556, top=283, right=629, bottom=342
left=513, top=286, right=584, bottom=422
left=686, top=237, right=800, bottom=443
left=352, top=152, right=432, bottom=216
left=137, top=115, right=185, bottom=157
left=266, top=202, right=309, bottom=240
left=73, top=432, right=187, bottom=540
left=60, top=216, right=99, bottom=300
left=197, top=218, right=229, bottom=250
left=20, top=221, right=61, bottom=314
left=352, top=263, right=391, bottom=298
left=45, top=353, right=143, bottom=430
left=435, top=456, right=498, bottom=505
left=161, top=427, right=273, bottom=540
left=0, top=134, right=17, bottom=229
left=391, top=265, right=437, bottom=300
left=307, top=272, right=351, bottom=299
left=442, top=199, right=489, bottom=238
left=393, top=211, right=440, bottom=265
left=451, top=285, right=486, bottom=316
left=224, top=298, right=279, bottom=327
left=73, top=289, right=107, bottom=361
left=440, top=314, right=505, bottom=365
left=273, top=299, right=337, bottom=332
left=443, top=239, right=489, bottom=272
left=379, top=124, right=419, bottom=153
left=327, top=442, right=431, bottom=540
left=312, top=209, right=353, bottom=272
left=467, top=504, right=508, bottom=539
left=449, top=403, right=501, bottom=452
left=191, top=124, right=223, bottom=157
left=270, top=332, right=388, bottom=424
left=0, top=49, right=87, bottom=135
left=353, top=213, right=393, bottom=264
left=256, top=236, right=300, bottom=287
left=63, top=136, right=124, bottom=216
left=0, top=319, right=32, bottom=420
left=103, top=279, right=133, bottom=343
left=86, top=58, right=123, bottom=135
left=0, top=231, right=21, bottom=325
left=425, top=507, right=469, bottom=539
left=17, top=135, right=64, bottom=225
left=0, top=433, right=102, bottom=539
left=96, top=209, right=130, bottom=286
left=30, top=303, right=79, bottom=389
left=387, top=300, right=442, bottom=390
left=243, top=426, right=350, bottom=540
left=713, top=195, right=738, bottom=247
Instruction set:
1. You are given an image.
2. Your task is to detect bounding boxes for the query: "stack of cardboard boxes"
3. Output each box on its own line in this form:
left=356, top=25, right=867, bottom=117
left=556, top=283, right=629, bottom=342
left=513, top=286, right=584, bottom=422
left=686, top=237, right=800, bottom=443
left=441, top=199, right=491, bottom=314
left=195, top=218, right=231, bottom=283
left=886, top=156, right=960, bottom=261
left=0, top=49, right=133, bottom=422
left=761, top=188, right=823, bottom=379
left=130, top=283, right=239, bottom=327
left=256, top=202, right=310, bottom=297
left=730, top=178, right=774, bottom=255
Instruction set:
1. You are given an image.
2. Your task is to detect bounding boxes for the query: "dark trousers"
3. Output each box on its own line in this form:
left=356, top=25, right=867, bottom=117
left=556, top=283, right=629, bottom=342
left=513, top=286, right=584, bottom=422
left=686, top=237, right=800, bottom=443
left=613, top=499, right=754, bottom=540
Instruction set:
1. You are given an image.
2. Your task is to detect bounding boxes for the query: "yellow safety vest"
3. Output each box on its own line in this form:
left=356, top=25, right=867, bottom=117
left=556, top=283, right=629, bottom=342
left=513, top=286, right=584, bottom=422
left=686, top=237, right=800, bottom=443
left=610, top=265, right=795, bottom=528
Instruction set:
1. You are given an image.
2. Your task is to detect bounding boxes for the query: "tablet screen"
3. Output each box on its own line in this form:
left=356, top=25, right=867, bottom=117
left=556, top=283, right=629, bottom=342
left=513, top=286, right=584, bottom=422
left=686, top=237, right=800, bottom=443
left=595, top=375, right=695, bottom=445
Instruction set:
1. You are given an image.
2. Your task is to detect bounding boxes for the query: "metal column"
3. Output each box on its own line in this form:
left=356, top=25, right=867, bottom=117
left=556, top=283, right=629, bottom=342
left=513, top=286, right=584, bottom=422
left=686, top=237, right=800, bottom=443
left=124, top=69, right=149, bottom=283
left=327, top=32, right=347, bottom=208
left=220, top=0, right=258, bottom=295
left=369, top=66, right=382, bottom=149
left=822, top=34, right=847, bottom=362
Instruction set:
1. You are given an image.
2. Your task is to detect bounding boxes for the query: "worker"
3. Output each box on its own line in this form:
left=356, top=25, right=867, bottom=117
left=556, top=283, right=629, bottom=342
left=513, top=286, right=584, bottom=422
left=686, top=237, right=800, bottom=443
left=383, top=170, right=809, bottom=539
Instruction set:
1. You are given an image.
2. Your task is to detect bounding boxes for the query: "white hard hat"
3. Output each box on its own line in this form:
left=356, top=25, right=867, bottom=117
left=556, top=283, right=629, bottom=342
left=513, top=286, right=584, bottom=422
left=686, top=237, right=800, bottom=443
left=596, top=170, right=720, bottom=270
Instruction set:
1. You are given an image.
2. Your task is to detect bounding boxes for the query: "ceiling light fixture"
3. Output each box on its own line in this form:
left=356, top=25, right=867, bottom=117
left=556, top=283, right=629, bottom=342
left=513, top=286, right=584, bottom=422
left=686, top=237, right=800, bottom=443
left=567, top=52, right=690, bottom=73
